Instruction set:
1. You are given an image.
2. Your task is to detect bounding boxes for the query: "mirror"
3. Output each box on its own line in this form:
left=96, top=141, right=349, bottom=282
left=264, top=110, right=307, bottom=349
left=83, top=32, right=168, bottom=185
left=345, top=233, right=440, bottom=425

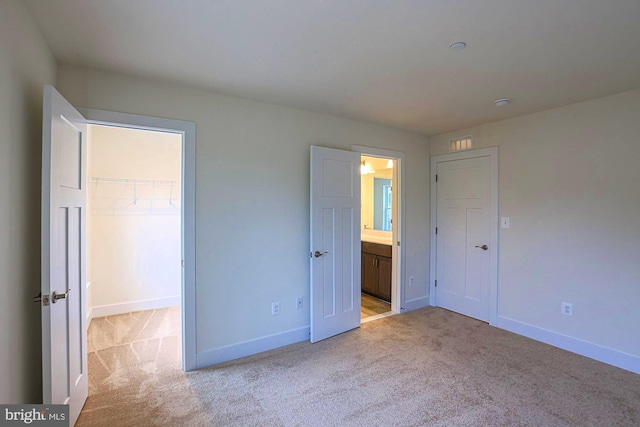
left=361, top=156, right=393, bottom=232
left=374, top=178, right=392, bottom=231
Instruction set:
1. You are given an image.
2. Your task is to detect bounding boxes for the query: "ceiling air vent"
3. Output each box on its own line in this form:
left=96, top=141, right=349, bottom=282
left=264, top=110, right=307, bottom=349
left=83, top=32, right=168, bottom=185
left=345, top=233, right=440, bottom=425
left=449, top=135, right=473, bottom=152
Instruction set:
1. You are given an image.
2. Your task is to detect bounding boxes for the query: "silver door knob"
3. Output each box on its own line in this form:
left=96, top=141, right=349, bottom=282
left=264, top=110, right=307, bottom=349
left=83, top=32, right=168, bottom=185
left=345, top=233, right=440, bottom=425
left=52, top=289, right=70, bottom=303
left=314, top=251, right=328, bottom=258
left=474, top=245, right=488, bottom=251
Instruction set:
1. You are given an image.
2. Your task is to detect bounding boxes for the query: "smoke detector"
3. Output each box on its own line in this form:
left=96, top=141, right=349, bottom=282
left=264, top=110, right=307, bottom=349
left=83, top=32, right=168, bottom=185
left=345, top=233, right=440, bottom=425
left=494, top=98, right=511, bottom=107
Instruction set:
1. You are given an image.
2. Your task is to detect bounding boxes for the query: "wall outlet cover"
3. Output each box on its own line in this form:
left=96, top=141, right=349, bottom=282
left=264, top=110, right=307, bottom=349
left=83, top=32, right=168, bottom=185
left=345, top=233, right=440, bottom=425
left=271, top=302, right=280, bottom=316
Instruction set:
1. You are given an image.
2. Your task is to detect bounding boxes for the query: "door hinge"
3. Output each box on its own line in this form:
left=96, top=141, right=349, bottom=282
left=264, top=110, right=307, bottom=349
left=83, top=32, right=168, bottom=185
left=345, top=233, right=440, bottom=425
left=435, top=227, right=438, bottom=235
left=435, top=280, right=438, bottom=288
left=435, top=174, right=438, bottom=182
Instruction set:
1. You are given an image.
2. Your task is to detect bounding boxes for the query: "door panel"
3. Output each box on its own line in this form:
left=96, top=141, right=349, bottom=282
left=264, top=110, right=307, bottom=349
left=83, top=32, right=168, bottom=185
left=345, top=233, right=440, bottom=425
left=435, top=156, right=491, bottom=321
left=340, top=207, right=355, bottom=312
left=310, top=146, right=361, bottom=343
left=41, top=85, right=88, bottom=425
left=377, top=256, right=392, bottom=301
left=321, top=207, right=336, bottom=318
left=440, top=207, right=466, bottom=298
left=55, top=117, right=82, bottom=189
left=465, top=208, right=484, bottom=302
left=68, top=207, right=84, bottom=390
left=51, top=208, right=69, bottom=405
left=362, top=253, right=377, bottom=295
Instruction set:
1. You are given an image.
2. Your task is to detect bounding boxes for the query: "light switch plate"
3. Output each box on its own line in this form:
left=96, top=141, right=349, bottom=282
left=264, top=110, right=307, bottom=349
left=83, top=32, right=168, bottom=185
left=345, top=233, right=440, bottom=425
left=501, top=217, right=510, bottom=228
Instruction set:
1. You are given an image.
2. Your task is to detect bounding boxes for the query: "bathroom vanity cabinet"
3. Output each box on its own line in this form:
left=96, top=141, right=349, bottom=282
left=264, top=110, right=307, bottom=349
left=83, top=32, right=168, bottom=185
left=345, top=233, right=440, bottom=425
left=361, top=241, right=392, bottom=302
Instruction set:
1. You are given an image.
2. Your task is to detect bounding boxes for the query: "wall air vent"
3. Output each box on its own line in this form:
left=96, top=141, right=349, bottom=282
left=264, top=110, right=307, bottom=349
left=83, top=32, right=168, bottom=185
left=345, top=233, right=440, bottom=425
left=449, top=135, right=473, bottom=152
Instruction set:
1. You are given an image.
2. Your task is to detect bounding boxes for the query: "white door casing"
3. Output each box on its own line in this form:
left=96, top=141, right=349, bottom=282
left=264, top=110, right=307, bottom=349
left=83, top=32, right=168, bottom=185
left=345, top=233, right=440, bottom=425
left=41, top=85, right=88, bottom=424
left=80, top=108, right=197, bottom=371
left=310, top=146, right=361, bottom=342
left=430, top=147, right=499, bottom=324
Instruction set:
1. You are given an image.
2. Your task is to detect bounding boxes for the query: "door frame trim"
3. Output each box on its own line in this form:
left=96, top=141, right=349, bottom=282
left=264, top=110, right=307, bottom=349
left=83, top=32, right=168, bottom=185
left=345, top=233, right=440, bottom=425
left=352, top=145, right=405, bottom=314
left=429, top=146, right=499, bottom=325
left=80, top=108, right=197, bottom=371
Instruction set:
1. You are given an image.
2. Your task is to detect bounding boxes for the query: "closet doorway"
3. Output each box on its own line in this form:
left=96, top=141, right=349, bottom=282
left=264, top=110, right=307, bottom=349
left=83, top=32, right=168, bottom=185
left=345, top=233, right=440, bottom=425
left=86, top=124, right=183, bottom=371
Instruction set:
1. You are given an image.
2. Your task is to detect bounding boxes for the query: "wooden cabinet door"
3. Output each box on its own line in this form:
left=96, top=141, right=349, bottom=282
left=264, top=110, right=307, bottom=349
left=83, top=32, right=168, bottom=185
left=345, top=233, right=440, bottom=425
left=362, top=252, right=378, bottom=295
left=377, top=256, right=392, bottom=302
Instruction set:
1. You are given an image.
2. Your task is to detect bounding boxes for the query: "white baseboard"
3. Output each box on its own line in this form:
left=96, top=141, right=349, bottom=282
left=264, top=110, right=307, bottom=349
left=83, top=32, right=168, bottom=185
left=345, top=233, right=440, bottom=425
left=496, top=315, right=640, bottom=375
left=402, top=295, right=430, bottom=312
left=90, top=295, right=181, bottom=319
left=196, top=326, right=310, bottom=369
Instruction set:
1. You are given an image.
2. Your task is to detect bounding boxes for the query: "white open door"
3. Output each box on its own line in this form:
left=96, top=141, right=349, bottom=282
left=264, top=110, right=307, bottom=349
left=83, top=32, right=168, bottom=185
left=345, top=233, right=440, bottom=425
left=310, top=146, right=361, bottom=343
left=40, top=85, right=88, bottom=424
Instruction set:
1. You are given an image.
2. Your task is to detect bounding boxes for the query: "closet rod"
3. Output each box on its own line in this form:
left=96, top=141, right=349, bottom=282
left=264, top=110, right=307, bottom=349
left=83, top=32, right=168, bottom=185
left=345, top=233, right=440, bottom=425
left=90, top=177, right=177, bottom=206
left=90, top=177, right=176, bottom=185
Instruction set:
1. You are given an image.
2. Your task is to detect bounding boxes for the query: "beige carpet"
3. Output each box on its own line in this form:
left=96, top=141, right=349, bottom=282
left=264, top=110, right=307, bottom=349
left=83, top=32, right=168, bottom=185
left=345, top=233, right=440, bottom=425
left=78, top=307, right=640, bottom=426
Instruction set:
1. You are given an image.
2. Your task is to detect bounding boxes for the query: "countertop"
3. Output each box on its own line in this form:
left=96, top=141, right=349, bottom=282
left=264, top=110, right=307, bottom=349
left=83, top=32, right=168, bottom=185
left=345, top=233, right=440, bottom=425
left=361, top=230, right=392, bottom=246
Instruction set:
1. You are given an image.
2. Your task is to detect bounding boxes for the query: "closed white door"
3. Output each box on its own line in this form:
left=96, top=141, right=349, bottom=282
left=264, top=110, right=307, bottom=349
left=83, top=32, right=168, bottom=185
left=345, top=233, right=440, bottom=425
left=40, top=85, right=88, bottom=425
left=435, top=155, right=492, bottom=321
left=310, top=146, right=361, bottom=342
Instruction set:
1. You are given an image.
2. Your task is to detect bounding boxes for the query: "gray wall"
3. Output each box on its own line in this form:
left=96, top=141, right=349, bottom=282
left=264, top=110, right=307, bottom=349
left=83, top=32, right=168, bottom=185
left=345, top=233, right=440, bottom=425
left=0, top=0, right=57, bottom=403
left=430, top=88, right=640, bottom=360
left=57, top=64, right=431, bottom=359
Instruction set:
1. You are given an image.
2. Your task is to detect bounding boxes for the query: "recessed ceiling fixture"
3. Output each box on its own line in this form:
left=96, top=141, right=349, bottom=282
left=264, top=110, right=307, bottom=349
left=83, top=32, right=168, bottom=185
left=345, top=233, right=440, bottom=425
left=494, top=98, right=511, bottom=107
left=449, top=41, right=467, bottom=51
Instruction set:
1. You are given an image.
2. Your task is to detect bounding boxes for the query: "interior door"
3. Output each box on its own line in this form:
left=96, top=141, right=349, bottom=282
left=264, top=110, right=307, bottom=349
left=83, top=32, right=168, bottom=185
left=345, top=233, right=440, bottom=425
left=40, top=85, right=88, bottom=425
left=310, top=146, right=361, bottom=342
left=435, top=156, right=491, bottom=321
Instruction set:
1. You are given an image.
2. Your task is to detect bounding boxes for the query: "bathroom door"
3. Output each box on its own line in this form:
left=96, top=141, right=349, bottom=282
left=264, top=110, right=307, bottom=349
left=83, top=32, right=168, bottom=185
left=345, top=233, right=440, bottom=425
left=309, top=146, right=361, bottom=342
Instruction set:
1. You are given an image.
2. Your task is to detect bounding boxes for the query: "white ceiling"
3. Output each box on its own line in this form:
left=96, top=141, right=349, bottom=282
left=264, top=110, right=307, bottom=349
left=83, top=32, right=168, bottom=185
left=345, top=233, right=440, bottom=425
left=25, top=0, right=640, bottom=135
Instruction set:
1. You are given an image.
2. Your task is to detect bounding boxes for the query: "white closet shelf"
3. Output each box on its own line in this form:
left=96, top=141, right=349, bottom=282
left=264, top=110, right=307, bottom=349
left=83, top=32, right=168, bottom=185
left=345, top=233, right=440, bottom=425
left=90, top=176, right=178, bottom=208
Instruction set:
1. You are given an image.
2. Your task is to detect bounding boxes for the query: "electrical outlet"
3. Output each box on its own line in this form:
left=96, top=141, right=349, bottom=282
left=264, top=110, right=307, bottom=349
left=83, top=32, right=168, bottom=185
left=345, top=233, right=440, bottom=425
left=409, top=276, right=415, bottom=286
left=561, top=302, right=573, bottom=316
left=296, top=297, right=303, bottom=309
left=271, top=302, right=280, bottom=316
